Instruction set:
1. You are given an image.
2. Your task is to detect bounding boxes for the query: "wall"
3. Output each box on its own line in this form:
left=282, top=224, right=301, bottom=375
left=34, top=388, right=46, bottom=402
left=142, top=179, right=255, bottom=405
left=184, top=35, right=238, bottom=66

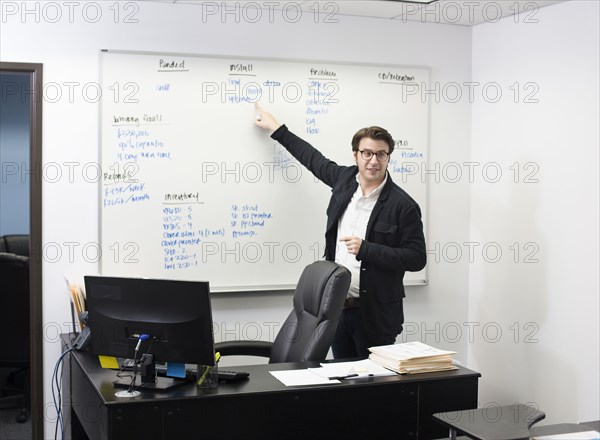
left=0, top=3, right=473, bottom=436
left=470, top=0, right=599, bottom=424
left=0, top=72, right=30, bottom=235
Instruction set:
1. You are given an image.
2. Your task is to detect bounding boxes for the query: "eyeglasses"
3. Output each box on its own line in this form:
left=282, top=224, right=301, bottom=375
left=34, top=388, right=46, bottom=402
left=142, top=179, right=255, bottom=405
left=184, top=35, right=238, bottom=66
left=358, top=149, right=390, bottom=161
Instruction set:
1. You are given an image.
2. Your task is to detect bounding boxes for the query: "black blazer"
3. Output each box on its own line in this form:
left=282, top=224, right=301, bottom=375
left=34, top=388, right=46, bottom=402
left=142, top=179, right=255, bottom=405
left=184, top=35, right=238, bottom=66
left=272, top=126, right=427, bottom=340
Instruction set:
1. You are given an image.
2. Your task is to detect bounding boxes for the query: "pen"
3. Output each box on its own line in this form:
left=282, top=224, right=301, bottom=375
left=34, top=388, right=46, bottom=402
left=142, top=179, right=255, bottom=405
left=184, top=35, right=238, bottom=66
left=328, top=373, right=359, bottom=380
left=197, top=352, right=221, bottom=385
left=197, top=366, right=211, bottom=385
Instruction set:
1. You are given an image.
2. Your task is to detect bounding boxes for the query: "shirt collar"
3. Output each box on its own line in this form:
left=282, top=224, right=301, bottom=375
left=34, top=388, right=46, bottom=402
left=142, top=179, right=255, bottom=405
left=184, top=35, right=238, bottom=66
left=355, top=172, right=388, bottom=198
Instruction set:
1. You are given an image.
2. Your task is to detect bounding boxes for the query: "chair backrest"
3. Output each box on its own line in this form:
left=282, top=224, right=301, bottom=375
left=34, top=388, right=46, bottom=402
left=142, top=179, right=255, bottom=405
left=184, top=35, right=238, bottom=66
left=2, top=234, right=30, bottom=257
left=269, top=261, right=351, bottom=363
left=0, top=252, right=30, bottom=365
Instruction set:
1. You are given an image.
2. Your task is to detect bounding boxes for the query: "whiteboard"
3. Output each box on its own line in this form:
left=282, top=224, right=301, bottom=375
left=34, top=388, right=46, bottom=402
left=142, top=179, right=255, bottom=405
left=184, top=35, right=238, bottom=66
left=99, top=50, right=429, bottom=292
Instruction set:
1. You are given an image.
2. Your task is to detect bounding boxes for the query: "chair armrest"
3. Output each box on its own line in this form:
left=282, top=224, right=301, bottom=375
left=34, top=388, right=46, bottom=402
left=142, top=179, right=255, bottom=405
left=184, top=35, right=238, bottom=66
left=215, top=340, right=273, bottom=358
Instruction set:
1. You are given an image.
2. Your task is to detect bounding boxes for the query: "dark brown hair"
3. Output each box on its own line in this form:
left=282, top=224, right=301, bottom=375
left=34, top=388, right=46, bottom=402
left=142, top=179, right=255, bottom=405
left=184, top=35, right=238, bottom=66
left=351, top=126, right=395, bottom=155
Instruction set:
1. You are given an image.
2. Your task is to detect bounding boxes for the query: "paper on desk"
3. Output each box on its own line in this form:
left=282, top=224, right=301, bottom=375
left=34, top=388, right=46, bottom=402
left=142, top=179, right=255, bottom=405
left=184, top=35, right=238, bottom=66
left=533, top=431, right=600, bottom=440
left=270, top=369, right=340, bottom=386
left=309, top=359, right=397, bottom=379
left=98, top=355, right=119, bottom=369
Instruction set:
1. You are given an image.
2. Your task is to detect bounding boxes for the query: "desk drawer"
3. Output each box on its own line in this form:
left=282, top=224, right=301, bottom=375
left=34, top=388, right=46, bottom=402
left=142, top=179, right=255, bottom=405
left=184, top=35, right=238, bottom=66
left=163, top=382, right=418, bottom=439
left=109, top=403, right=163, bottom=439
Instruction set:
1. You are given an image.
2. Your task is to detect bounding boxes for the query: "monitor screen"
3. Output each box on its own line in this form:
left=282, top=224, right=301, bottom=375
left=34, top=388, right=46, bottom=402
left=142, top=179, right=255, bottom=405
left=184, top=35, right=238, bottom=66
left=85, top=275, right=215, bottom=367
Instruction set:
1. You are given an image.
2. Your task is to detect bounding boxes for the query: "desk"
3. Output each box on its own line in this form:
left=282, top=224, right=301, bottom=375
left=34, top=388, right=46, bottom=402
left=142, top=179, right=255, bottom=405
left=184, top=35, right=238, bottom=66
left=61, top=336, right=480, bottom=440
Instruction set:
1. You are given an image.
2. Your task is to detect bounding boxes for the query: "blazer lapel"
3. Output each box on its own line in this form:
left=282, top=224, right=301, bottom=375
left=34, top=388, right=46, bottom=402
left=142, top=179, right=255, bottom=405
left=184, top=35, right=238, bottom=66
left=365, top=177, right=392, bottom=238
left=326, top=181, right=358, bottom=233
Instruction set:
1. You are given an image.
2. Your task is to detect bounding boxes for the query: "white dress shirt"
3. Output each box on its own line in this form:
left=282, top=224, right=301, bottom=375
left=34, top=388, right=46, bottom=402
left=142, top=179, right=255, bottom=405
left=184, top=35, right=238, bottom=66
left=335, top=173, right=388, bottom=298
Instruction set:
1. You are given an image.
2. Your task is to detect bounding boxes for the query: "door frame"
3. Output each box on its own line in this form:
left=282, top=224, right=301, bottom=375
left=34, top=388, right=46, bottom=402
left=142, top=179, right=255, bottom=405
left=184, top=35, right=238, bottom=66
left=1, top=61, right=43, bottom=440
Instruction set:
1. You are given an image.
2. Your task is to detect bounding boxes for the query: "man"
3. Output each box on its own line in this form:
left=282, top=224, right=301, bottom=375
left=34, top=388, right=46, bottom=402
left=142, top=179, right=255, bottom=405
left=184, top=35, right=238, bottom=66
left=255, top=103, right=426, bottom=359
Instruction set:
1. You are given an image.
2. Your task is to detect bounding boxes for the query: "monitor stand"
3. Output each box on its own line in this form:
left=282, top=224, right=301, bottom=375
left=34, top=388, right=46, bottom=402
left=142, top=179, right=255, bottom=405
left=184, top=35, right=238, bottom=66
left=113, top=374, right=188, bottom=392
left=113, top=354, right=192, bottom=392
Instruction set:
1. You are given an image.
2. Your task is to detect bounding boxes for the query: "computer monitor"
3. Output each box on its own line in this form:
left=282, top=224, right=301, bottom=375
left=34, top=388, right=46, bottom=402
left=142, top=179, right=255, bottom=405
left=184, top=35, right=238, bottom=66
left=84, top=275, right=215, bottom=390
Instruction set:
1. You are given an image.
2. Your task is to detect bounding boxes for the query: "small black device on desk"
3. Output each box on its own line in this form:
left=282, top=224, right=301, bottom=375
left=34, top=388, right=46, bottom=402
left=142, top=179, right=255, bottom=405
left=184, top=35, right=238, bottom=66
left=217, top=370, right=250, bottom=383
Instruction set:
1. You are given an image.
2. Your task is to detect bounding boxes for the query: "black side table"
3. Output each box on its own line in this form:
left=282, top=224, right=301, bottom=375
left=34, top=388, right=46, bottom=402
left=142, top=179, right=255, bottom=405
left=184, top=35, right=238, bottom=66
left=433, top=404, right=546, bottom=440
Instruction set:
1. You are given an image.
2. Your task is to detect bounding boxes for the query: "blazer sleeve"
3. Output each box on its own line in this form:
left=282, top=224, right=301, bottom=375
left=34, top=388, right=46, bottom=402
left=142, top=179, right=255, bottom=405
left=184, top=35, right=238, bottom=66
left=271, top=125, right=345, bottom=188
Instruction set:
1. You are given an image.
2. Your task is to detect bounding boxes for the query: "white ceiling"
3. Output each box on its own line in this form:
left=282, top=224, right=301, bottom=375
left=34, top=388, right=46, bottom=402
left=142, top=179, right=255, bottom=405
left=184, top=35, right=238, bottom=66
left=147, top=0, right=569, bottom=26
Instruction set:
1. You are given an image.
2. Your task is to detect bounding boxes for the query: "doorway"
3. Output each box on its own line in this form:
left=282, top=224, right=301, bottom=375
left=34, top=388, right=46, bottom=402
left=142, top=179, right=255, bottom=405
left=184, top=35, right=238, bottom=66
left=0, top=62, right=43, bottom=440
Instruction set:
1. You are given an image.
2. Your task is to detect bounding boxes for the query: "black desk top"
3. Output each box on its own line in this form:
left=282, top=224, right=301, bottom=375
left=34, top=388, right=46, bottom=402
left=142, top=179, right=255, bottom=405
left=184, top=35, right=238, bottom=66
left=63, top=335, right=480, bottom=406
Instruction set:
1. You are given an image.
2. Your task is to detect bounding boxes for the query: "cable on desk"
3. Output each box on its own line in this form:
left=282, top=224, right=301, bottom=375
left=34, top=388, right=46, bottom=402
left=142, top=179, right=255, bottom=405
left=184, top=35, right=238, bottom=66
left=127, top=335, right=154, bottom=392
left=51, top=347, right=73, bottom=440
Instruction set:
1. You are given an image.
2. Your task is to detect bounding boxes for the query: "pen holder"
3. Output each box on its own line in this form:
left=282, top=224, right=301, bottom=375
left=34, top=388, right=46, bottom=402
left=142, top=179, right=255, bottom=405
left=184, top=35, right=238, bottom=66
left=196, top=363, right=218, bottom=389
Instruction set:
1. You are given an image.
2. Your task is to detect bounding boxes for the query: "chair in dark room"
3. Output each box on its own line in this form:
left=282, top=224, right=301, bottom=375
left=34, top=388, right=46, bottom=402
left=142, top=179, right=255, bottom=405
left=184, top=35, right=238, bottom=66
left=0, top=252, right=30, bottom=423
left=216, top=260, right=351, bottom=363
left=1, top=234, right=30, bottom=257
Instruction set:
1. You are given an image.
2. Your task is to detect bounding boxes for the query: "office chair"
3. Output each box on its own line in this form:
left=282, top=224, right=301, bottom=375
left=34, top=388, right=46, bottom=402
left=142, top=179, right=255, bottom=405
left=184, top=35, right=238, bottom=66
left=0, top=252, right=30, bottom=423
left=216, top=261, right=351, bottom=363
left=2, top=234, right=30, bottom=257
